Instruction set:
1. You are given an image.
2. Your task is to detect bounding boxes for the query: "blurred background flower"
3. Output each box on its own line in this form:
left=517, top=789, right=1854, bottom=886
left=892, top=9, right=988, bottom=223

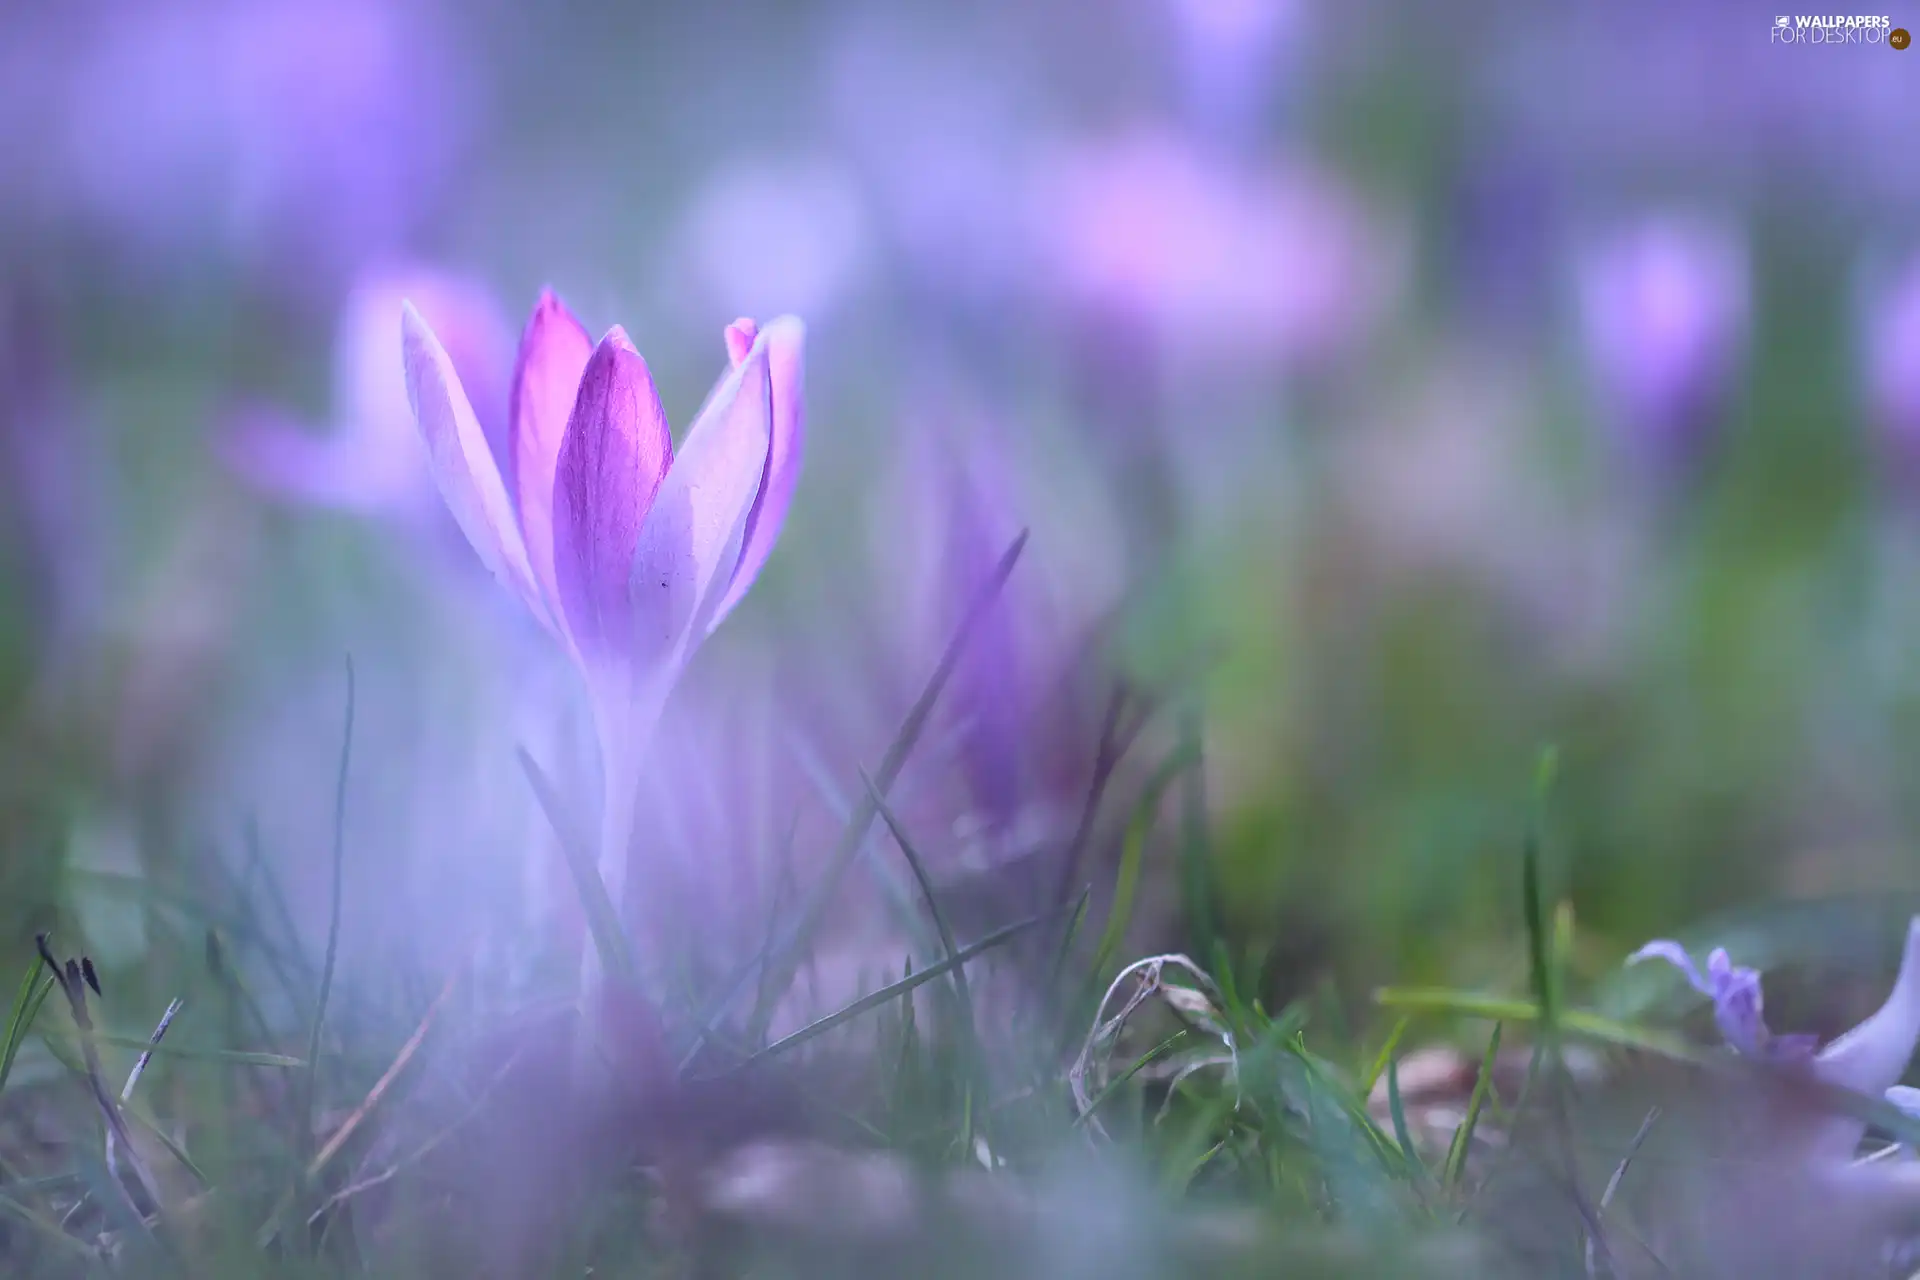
left=662, top=155, right=875, bottom=329
left=1863, top=249, right=1920, bottom=496
left=221, top=265, right=516, bottom=525
left=0, top=0, right=481, bottom=309
left=1571, top=213, right=1750, bottom=483
left=1032, top=127, right=1403, bottom=368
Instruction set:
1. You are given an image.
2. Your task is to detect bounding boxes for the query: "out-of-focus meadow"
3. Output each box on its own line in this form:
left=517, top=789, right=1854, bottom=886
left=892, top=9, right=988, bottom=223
left=4, top=0, right=1920, bottom=1274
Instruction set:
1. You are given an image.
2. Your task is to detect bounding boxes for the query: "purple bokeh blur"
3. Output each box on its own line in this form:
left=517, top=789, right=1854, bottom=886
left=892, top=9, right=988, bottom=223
left=5, top=0, right=1920, bottom=1031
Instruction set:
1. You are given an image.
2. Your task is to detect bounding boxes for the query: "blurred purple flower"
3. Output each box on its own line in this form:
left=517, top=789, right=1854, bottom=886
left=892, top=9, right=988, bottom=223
left=1031, top=127, right=1405, bottom=364
left=1, top=0, right=473, bottom=298
left=888, top=419, right=1034, bottom=835
left=1573, top=215, right=1749, bottom=474
left=1628, top=940, right=1817, bottom=1061
left=1631, top=919, right=1920, bottom=1159
left=669, top=156, right=874, bottom=326
left=1161, top=0, right=1303, bottom=144
left=223, top=265, right=514, bottom=519
left=870, top=397, right=1127, bottom=850
left=823, top=12, right=1042, bottom=306
left=404, top=295, right=805, bottom=916
left=1863, top=251, right=1920, bottom=486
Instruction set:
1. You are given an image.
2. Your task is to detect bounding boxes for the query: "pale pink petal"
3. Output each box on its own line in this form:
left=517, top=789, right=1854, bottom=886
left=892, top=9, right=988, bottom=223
left=724, top=317, right=759, bottom=367
left=551, top=327, right=673, bottom=666
left=628, top=339, right=773, bottom=673
left=708, top=315, right=805, bottom=631
left=401, top=302, right=550, bottom=630
left=510, top=289, right=595, bottom=618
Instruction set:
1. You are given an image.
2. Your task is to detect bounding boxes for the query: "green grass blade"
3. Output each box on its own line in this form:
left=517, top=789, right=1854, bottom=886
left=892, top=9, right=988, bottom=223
left=1175, top=700, right=1217, bottom=962
left=740, top=910, right=1045, bottom=1067
left=296, top=657, right=354, bottom=1217
left=0, top=963, right=54, bottom=1097
left=1359, top=1015, right=1410, bottom=1098
left=1383, top=1054, right=1433, bottom=1195
left=1046, top=883, right=1093, bottom=994
left=1089, top=743, right=1199, bottom=986
left=41, top=1032, right=301, bottom=1068
left=862, top=770, right=973, bottom=1017
left=1441, top=1022, right=1503, bottom=1192
left=788, top=732, right=922, bottom=937
left=122, top=1101, right=212, bottom=1190
left=1280, top=1041, right=1408, bottom=1220
left=1073, top=1028, right=1189, bottom=1129
left=1521, top=842, right=1555, bottom=1030
left=1373, top=986, right=1706, bottom=1060
left=128, top=1039, right=302, bottom=1069
left=1375, top=988, right=1538, bottom=1022
left=752, top=531, right=1029, bottom=1033
left=1523, top=746, right=1561, bottom=1029
left=862, top=769, right=986, bottom=1154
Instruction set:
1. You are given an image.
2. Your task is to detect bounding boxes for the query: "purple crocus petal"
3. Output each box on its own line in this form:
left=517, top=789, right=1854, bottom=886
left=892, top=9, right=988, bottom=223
left=401, top=302, right=550, bottom=631
left=551, top=327, right=672, bottom=668
left=1705, top=949, right=1769, bottom=1056
left=510, top=289, right=596, bottom=619
left=707, top=315, right=805, bottom=633
left=628, top=337, right=773, bottom=673
left=1626, top=939, right=1714, bottom=997
left=1809, top=917, right=1920, bottom=1158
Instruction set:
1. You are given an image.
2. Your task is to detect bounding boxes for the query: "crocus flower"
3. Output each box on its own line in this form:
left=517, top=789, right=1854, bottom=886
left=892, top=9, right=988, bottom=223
left=1863, top=250, right=1920, bottom=490
left=1032, top=127, right=1405, bottom=365
left=871, top=400, right=1127, bottom=848
left=1573, top=215, right=1749, bottom=477
left=402, top=294, right=805, bottom=927
left=224, top=265, right=513, bottom=518
left=883, top=416, right=1037, bottom=837
left=1630, top=918, right=1920, bottom=1158
left=1627, top=940, right=1818, bottom=1061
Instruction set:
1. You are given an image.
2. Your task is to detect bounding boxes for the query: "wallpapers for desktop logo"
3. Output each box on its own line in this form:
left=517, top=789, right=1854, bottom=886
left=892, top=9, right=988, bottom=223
left=1770, top=14, right=1906, bottom=44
